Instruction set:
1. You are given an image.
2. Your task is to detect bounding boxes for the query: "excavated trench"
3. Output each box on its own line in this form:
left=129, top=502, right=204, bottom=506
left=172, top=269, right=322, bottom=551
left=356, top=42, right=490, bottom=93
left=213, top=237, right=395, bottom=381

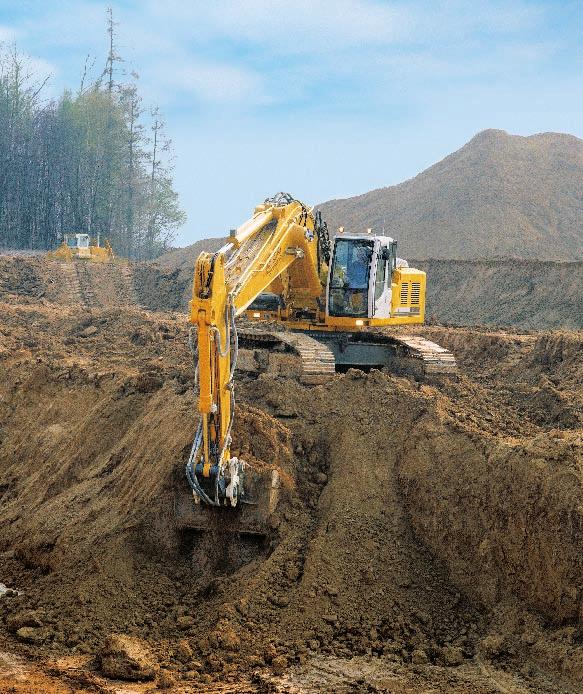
left=0, top=260, right=582, bottom=692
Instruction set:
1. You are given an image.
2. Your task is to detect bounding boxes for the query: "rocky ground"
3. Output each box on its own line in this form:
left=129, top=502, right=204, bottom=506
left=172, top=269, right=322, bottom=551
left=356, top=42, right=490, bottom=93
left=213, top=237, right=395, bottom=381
left=0, top=258, right=582, bottom=693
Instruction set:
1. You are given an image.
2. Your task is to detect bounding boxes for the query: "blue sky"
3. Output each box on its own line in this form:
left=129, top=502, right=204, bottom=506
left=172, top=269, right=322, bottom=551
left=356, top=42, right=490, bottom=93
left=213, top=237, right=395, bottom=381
left=1, top=0, right=582, bottom=245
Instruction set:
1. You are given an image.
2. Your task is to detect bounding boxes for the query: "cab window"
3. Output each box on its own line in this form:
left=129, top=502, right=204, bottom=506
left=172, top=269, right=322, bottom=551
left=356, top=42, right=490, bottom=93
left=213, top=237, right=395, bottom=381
left=329, top=239, right=373, bottom=317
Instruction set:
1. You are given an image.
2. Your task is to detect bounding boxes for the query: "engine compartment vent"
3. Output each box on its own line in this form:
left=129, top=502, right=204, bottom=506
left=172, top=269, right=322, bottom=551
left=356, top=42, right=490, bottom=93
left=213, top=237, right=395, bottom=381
left=400, top=282, right=409, bottom=304
left=411, top=282, right=421, bottom=305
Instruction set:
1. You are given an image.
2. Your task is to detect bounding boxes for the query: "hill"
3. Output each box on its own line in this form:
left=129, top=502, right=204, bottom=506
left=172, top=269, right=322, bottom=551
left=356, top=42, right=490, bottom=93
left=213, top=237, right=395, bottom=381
left=319, top=129, right=583, bottom=260
left=156, top=237, right=227, bottom=272
left=149, top=129, right=583, bottom=326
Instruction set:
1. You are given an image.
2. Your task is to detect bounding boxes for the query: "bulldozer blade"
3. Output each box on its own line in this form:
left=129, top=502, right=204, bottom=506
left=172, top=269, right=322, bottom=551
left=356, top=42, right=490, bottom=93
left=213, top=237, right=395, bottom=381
left=174, top=467, right=280, bottom=536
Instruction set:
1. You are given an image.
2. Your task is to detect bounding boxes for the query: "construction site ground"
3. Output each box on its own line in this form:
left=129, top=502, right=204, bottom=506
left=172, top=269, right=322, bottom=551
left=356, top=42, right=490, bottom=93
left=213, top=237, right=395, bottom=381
left=0, top=256, right=582, bottom=693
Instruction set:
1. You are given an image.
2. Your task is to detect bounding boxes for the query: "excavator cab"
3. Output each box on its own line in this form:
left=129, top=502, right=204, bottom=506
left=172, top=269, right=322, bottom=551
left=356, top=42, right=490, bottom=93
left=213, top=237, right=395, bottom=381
left=327, top=234, right=397, bottom=320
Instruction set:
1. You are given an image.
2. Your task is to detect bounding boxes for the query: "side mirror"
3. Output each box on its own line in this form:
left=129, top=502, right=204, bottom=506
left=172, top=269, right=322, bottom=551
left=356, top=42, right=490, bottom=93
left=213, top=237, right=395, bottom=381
left=381, top=247, right=392, bottom=261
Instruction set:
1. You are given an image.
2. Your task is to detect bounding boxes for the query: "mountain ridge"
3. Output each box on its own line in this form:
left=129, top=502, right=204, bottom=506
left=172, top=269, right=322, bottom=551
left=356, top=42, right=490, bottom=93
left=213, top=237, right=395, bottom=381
left=159, top=128, right=583, bottom=268
left=318, top=129, right=583, bottom=261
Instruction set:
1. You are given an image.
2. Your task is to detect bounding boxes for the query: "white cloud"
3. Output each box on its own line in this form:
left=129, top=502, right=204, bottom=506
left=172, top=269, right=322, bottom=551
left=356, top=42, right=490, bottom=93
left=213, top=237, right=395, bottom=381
left=145, top=0, right=544, bottom=54
left=0, top=23, right=18, bottom=43
left=151, top=59, right=265, bottom=104
left=0, top=0, right=556, bottom=114
left=205, top=0, right=411, bottom=48
left=25, top=55, right=57, bottom=79
left=146, top=0, right=412, bottom=52
left=20, top=3, right=105, bottom=48
left=0, top=44, right=57, bottom=91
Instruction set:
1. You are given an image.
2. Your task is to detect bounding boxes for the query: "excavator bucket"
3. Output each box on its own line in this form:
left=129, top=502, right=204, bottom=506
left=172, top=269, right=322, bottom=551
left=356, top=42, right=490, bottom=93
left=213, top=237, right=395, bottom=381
left=174, top=466, right=281, bottom=536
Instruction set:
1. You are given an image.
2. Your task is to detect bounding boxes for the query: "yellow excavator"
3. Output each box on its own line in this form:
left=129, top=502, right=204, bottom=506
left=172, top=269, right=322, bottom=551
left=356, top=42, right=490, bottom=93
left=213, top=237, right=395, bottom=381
left=178, top=193, right=456, bottom=532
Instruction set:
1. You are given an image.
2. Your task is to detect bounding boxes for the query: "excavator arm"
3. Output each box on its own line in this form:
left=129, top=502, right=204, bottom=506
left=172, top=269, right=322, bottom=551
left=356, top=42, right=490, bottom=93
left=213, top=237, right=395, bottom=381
left=186, top=193, right=328, bottom=507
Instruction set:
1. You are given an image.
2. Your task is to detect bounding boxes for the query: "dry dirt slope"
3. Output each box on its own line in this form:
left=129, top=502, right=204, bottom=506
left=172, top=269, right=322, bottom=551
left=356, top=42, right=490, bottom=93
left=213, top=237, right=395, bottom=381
left=414, top=258, right=583, bottom=330
left=0, top=301, right=582, bottom=693
left=319, top=129, right=583, bottom=261
left=154, top=248, right=583, bottom=329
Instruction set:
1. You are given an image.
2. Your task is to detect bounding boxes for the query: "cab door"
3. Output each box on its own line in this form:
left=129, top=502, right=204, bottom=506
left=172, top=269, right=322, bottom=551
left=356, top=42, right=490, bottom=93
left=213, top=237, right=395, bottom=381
left=327, top=237, right=374, bottom=318
left=371, top=242, right=393, bottom=319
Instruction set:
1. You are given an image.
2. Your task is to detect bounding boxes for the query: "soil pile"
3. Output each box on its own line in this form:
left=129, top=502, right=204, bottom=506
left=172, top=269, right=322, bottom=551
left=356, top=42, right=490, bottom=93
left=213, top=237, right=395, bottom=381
left=3, top=250, right=583, bottom=331
left=417, top=258, right=583, bottom=330
left=320, top=129, right=583, bottom=261
left=0, top=302, right=582, bottom=692
left=0, top=256, right=72, bottom=304
left=133, top=264, right=189, bottom=311
left=0, top=256, right=188, bottom=312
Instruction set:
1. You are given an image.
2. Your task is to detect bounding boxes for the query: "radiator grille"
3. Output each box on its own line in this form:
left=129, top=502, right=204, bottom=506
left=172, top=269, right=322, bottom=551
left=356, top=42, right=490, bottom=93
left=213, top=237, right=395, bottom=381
left=410, top=282, right=421, bottom=305
left=400, top=282, right=409, bottom=304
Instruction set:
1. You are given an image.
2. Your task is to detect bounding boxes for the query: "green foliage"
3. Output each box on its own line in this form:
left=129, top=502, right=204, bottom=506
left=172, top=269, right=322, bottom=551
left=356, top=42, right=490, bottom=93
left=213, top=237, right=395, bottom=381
left=0, top=41, right=185, bottom=259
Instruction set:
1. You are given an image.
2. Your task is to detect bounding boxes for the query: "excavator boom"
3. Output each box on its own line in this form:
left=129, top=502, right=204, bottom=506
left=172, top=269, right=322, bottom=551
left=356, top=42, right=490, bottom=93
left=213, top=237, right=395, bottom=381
left=185, top=194, right=329, bottom=512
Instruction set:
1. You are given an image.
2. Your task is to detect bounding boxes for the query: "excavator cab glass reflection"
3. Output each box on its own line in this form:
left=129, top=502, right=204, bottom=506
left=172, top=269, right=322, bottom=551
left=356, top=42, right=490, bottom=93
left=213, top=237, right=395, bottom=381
left=328, top=238, right=373, bottom=317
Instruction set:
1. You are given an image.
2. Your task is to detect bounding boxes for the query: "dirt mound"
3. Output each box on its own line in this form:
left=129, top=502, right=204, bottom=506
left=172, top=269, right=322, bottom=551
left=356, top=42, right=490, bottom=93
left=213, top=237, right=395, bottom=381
left=0, top=256, right=68, bottom=304
left=133, top=264, right=189, bottom=311
left=320, top=129, right=583, bottom=261
left=3, top=252, right=583, bottom=332
left=417, top=258, right=583, bottom=330
left=419, top=326, right=583, bottom=429
left=0, top=256, right=191, bottom=313
left=0, top=302, right=582, bottom=691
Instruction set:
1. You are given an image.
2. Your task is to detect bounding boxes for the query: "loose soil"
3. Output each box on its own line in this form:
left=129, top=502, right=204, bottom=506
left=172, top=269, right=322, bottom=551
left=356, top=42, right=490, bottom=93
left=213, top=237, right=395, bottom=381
left=3, top=253, right=582, bottom=330
left=157, top=246, right=583, bottom=330
left=0, top=286, right=581, bottom=693
left=0, top=255, right=186, bottom=312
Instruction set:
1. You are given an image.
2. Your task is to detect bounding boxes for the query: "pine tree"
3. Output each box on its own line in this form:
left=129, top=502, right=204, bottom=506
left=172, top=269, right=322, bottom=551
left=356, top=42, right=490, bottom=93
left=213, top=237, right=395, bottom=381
left=0, top=11, right=185, bottom=258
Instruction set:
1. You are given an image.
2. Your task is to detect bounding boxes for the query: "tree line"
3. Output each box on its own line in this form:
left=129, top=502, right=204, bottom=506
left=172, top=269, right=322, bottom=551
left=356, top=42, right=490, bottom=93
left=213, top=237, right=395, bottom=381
left=0, top=13, right=185, bottom=259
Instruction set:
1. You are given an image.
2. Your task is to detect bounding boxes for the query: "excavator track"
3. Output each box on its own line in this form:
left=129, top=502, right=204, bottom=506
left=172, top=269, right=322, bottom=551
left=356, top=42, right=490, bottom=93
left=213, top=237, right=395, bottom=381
left=368, top=331, right=458, bottom=376
left=237, top=326, right=457, bottom=382
left=238, top=329, right=336, bottom=384
left=276, top=332, right=336, bottom=384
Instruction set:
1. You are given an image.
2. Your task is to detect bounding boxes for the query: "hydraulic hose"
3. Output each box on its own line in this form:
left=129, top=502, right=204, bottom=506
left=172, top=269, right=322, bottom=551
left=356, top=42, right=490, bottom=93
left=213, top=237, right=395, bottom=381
left=186, top=293, right=239, bottom=505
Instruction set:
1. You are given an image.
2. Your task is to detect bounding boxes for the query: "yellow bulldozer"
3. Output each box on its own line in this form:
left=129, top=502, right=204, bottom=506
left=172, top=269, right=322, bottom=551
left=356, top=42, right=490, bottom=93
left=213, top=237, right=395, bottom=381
left=48, top=233, right=115, bottom=262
